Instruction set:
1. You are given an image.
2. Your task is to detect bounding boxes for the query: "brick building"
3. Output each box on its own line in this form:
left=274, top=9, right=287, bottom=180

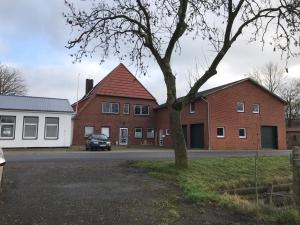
left=72, top=64, right=287, bottom=150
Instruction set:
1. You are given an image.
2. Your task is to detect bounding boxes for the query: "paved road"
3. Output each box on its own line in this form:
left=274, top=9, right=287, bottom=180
left=4, top=149, right=291, bottom=162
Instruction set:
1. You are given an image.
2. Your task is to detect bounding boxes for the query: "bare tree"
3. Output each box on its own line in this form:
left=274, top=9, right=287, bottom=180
left=64, top=0, right=300, bottom=168
left=280, top=79, right=300, bottom=126
left=0, top=63, right=27, bottom=96
left=246, top=62, right=287, bottom=94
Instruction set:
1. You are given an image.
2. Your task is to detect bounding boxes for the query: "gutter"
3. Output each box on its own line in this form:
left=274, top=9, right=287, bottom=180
left=202, top=97, right=211, bottom=150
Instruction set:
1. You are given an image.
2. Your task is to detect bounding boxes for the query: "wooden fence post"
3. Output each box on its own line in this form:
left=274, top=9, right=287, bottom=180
left=292, top=146, right=300, bottom=209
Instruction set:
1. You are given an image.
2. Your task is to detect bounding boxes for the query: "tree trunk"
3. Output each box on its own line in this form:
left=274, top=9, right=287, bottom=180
left=169, top=106, right=188, bottom=169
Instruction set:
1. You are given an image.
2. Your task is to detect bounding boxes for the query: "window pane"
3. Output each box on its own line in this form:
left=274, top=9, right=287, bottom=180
left=123, top=104, right=129, bottom=114
left=101, top=127, right=110, bottom=137
left=237, top=102, right=244, bottom=112
left=239, top=128, right=246, bottom=137
left=1, top=125, right=14, bottom=138
left=217, top=128, right=224, bottom=136
left=252, top=104, right=259, bottom=113
left=46, top=117, right=58, bottom=125
left=85, top=126, right=94, bottom=137
left=190, top=102, right=195, bottom=112
left=0, top=116, right=15, bottom=123
left=24, top=117, right=38, bottom=124
left=147, top=128, right=154, bottom=138
left=102, top=102, right=110, bottom=113
left=135, top=105, right=141, bottom=115
left=24, top=124, right=37, bottom=138
left=135, top=128, right=142, bottom=138
left=142, top=106, right=149, bottom=115
left=112, top=103, right=119, bottom=113
left=46, top=125, right=58, bottom=138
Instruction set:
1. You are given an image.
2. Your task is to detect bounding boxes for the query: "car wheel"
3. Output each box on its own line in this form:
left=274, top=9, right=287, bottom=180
left=107, top=147, right=111, bottom=151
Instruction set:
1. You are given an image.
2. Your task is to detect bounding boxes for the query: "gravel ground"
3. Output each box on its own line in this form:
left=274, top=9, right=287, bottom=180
left=0, top=159, right=264, bottom=225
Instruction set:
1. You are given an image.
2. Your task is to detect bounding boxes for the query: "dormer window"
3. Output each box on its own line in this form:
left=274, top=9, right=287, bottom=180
left=237, top=102, right=244, bottom=112
left=190, top=102, right=196, bottom=113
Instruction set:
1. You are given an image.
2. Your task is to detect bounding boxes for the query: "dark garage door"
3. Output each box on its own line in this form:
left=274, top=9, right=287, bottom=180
left=190, top=124, right=204, bottom=149
left=261, top=126, right=278, bottom=149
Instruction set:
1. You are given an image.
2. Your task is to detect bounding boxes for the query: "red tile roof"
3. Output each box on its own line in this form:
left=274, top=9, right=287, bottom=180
left=94, top=63, right=156, bottom=100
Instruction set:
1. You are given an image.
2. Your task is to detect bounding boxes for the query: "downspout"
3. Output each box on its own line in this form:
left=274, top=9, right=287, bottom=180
left=202, top=97, right=211, bottom=150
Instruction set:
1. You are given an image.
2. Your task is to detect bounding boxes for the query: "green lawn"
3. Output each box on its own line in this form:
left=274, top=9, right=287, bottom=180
left=134, top=156, right=300, bottom=224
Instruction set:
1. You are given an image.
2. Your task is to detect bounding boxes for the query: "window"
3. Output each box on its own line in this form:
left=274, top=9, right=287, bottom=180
left=101, top=127, right=110, bottom=138
left=102, top=102, right=119, bottom=114
left=217, top=127, right=225, bottom=138
left=45, top=117, right=59, bottom=139
left=135, top=128, right=143, bottom=138
left=239, top=128, right=246, bottom=139
left=252, top=104, right=260, bottom=113
left=84, top=126, right=94, bottom=137
left=237, top=102, right=245, bottom=112
left=190, top=102, right=196, bottom=113
left=23, top=117, right=38, bottom=139
left=134, top=105, right=149, bottom=115
left=147, top=128, right=155, bottom=139
left=166, top=129, right=171, bottom=136
left=0, top=116, right=15, bottom=139
left=123, top=103, right=130, bottom=114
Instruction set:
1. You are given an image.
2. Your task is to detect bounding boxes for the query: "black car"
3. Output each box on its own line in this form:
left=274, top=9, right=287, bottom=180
left=86, top=134, right=111, bottom=151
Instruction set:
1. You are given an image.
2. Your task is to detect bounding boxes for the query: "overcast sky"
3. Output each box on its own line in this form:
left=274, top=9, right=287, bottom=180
left=0, top=0, right=299, bottom=104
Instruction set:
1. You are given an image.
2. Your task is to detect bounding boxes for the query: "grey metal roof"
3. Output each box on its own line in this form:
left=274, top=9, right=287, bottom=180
left=0, top=95, right=74, bottom=113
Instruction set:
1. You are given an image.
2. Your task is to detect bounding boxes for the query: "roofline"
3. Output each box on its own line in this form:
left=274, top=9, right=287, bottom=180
left=155, top=78, right=286, bottom=109
left=0, top=94, right=71, bottom=102
left=95, top=93, right=157, bottom=101
left=0, top=108, right=74, bottom=114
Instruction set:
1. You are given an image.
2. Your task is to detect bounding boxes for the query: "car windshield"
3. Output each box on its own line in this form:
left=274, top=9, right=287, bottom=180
left=91, top=134, right=108, bottom=140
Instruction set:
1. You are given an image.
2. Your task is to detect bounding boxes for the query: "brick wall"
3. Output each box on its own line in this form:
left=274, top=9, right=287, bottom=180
left=72, top=95, right=157, bottom=146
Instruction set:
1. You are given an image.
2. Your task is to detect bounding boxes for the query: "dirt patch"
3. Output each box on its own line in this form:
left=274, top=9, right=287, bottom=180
left=0, top=159, right=266, bottom=225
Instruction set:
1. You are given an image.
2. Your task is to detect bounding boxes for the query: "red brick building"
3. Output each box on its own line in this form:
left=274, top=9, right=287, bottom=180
left=72, top=64, right=287, bottom=150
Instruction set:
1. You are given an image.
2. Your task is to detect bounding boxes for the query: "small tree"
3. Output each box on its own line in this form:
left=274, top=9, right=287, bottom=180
left=246, top=62, right=286, bottom=95
left=0, top=63, right=27, bottom=96
left=65, top=0, right=300, bottom=168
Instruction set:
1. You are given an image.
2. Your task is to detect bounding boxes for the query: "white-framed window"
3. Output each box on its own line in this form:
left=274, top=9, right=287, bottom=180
left=135, top=128, right=143, bottom=138
left=84, top=126, right=94, bottom=137
left=0, top=116, right=16, bottom=139
left=123, top=103, right=130, bottom=114
left=190, top=102, right=196, bottom=113
left=252, top=104, right=260, bottom=114
left=217, top=127, right=225, bottom=138
left=147, top=128, right=155, bottom=139
left=101, top=127, right=110, bottom=138
left=102, top=102, right=119, bottom=114
left=237, top=102, right=245, bottom=112
left=23, top=117, right=38, bottom=139
left=45, top=117, right=59, bottom=139
left=166, top=129, right=171, bottom=136
left=134, top=105, right=149, bottom=115
left=239, top=128, right=247, bottom=139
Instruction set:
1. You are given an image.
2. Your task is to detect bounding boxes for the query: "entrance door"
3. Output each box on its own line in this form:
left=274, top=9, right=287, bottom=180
left=261, top=126, right=278, bottom=149
left=182, top=125, right=188, bottom=146
left=119, top=128, right=128, bottom=145
left=190, top=124, right=204, bottom=149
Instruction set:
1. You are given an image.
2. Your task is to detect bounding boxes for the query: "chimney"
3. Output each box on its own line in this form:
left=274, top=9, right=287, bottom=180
left=85, top=79, right=93, bottom=95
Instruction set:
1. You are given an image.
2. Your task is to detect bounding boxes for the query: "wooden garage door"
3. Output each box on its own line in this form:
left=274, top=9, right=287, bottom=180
left=190, top=124, right=204, bottom=149
left=261, top=126, right=278, bottom=149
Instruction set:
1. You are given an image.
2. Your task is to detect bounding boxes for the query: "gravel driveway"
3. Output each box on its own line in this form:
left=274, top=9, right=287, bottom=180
left=0, top=157, right=267, bottom=225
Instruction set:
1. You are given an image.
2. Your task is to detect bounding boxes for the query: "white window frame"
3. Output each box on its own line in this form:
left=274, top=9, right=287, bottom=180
left=239, top=128, right=247, bottom=139
left=45, top=117, right=59, bottom=140
left=23, top=117, right=38, bottom=139
left=147, top=128, right=155, bottom=139
left=237, top=102, right=245, bottom=112
left=134, top=128, right=143, bottom=138
left=0, top=116, right=16, bottom=140
left=189, top=102, right=196, bottom=113
left=165, top=129, right=171, bottom=136
left=101, top=127, right=110, bottom=138
left=102, top=102, right=119, bottom=114
left=217, top=127, right=225, bottom=138
left=134, top=105, right=149, bottom=116
left=84, top=126, right=94, bottom=137
left=123, top=103, right=130, bottom=115
left=252, top=104, right=260, bottom=114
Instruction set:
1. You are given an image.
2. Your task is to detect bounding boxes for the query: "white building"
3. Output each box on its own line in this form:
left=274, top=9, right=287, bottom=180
left=0, top=95, right=74, bottom=148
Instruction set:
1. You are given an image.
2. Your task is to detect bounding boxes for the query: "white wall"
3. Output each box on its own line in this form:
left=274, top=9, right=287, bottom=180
left=0, top=110, right=73, bottom=148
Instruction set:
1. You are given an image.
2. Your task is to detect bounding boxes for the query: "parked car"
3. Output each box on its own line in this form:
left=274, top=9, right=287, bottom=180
left=86, top=134, right=111, bottom=151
